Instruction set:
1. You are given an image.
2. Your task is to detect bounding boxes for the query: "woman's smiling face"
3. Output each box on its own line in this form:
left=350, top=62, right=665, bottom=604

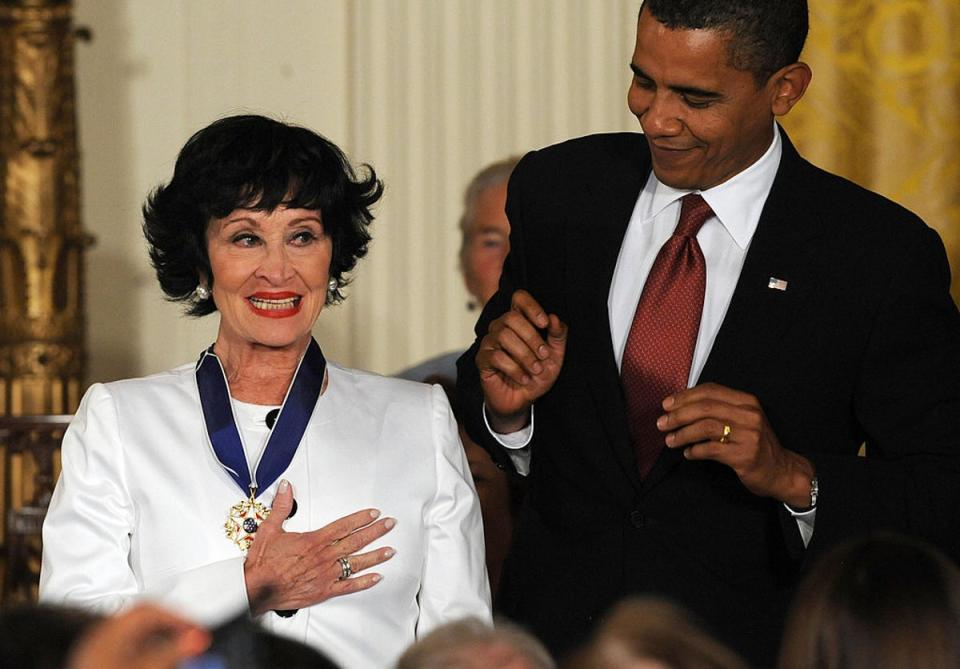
left=206, top=206, right=332, bottom=351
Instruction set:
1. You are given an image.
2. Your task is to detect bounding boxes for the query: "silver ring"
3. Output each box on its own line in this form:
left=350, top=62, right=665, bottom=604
left=337, top=556, right=352, bottom=581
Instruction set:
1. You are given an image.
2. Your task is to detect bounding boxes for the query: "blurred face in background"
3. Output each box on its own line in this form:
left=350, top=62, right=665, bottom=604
left=461, top=181, right=510, bottom=308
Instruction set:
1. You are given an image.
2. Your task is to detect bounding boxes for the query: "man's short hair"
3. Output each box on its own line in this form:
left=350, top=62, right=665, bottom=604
left=642, top=0, right=809, bottom=85
left=458, top=156, right=520, bottom=267
left=459, top=158, right=520, bottom=235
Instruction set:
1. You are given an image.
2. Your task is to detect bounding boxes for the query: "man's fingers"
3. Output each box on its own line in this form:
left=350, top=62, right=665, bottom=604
left=664, top=382, right=758, bottom=410
left=498, top=309, right=549, bottom=356
left=546, top=314, right=568, bottom=352
left=485, top=347, right=533, bottom=385
left=510, top=289, right=549, bottom=329
left=664, top=418, right=730, bottom=449
left=681, top=441, right=725, bottom=462
left=496, top=327, right=545, bottom=376
left=658, top=399, right=731, bottom=431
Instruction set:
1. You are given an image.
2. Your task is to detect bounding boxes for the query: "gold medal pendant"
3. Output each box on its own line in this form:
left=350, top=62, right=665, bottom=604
left=225, top=496, right=271, bottom=553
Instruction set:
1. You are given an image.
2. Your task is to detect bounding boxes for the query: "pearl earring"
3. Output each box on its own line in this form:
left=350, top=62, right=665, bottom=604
left=193, top=284, right=210, bottom=301
left=326, top=277, right=340, bottom=302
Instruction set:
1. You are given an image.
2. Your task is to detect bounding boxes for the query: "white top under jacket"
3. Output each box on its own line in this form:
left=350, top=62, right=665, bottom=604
left=39, top=360, right=492, bottom=669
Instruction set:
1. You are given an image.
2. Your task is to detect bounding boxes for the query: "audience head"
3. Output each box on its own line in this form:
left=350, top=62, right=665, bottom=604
left=143, top=114, right=383, bottom=316
left=396, top=617, right=554, bottom=669
left=459, top=157, right=520, bottom=308
left=777, top=532, right=960, bottom=669
left=567, top=597, right=747, bottom=669
left=641, top=0, right=809, bottom=86
left=0, top=604, right=101, bottom=669
left=0, top=602, right=340, bottom=669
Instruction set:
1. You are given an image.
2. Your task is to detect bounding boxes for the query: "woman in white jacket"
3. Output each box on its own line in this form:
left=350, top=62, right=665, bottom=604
left=39, top=115, right=491, bottom=669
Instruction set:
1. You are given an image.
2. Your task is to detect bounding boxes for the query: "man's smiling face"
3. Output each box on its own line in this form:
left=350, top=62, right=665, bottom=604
left=627, top=7, right=779, bottom=190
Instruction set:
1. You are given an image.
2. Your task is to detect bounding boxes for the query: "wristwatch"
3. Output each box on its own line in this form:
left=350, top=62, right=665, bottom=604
left=788, top=476, right=819, bottom=513
left=808, top=476, right=819, bottom=509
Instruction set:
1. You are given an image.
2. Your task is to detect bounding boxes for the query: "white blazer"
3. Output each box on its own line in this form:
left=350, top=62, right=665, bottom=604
left=40, top=360, right=491, bottom=669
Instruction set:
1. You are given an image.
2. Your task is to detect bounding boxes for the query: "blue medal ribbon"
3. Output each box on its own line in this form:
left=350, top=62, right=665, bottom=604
left=196, top=338, right=326, bottom=498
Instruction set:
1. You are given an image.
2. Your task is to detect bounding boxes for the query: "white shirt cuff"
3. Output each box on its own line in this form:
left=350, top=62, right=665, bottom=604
left=784, top=503, right=816, bottom=548
left=482, top=403, right=533, bottom=476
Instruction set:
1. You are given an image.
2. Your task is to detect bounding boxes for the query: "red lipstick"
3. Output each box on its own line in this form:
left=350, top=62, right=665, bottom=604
left=246, top=292, right=302, bottom=318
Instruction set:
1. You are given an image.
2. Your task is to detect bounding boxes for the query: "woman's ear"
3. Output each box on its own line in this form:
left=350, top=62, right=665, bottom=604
left=770, top=62, right=812, bottom=116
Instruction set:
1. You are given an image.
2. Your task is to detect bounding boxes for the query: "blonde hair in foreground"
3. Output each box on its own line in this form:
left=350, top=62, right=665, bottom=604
left=396, top=616, right=555, bottom=669
left=566, top=597, right=747, bottom=669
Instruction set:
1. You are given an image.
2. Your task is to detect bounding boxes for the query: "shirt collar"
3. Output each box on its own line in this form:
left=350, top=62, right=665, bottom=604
left=640, top=123, right=783, bottom=249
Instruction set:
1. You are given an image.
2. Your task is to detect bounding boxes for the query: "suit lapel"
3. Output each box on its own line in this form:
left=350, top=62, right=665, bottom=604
left=566, top=136, right=650, bottom=499
left=698, top=132, right=825, bottom=384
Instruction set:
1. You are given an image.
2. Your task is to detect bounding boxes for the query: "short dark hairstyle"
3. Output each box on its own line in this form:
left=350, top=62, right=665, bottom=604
left=143, top=114, right=383, bottom=316
left=0, top=604, right=101, bottom=669
left=642, top=0, right=809, bottom=85
left=778, top=533, right=960, bottom=669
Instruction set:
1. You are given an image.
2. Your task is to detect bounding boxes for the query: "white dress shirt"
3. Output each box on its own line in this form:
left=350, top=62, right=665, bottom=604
left=488, top=125, right=815, bottom=544
left=41, top=361, right=491, bottom=669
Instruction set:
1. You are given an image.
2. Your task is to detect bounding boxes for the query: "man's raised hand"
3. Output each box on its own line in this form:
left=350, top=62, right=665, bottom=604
left=476, top=290, right=568, bottom=433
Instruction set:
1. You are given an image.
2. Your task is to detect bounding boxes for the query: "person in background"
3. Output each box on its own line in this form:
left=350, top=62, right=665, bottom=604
left=777, top=533, right=960, bottom=669
left=40, top=114, right=490, bottom=669
left=68, top=604, right=210, bottom=669
left=0, top=604, right=101, bottom=669
left=398, top=156, right=519, bottom=383
left=565, top=598, right=748, bottom=669
left=396, top=616, right=555, bottom=669
left=398, top=157, right=523, bottom=602
left=457, top=0, right=960, bottom=665
left=0, top=601, right=342, bottom=669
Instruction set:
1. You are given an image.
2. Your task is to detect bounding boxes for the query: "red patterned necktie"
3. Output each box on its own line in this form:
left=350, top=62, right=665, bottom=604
left=621, top=193, right=713, bottom=478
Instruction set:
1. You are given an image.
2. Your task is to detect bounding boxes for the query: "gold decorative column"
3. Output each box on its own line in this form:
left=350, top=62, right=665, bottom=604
left=0, top=0, right=90, bottom=417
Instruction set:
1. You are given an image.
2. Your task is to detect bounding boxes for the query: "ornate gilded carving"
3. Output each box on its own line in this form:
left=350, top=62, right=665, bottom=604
left=0, top=0, right=91, bottom=416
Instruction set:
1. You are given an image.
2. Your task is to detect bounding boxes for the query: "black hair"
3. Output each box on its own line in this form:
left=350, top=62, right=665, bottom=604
left=778, top=533, right=960, bottom=669
left=142, top=114, right=383, bottom=316
left=643, top=0, right=808, bottom=85
left=0, top=605, right=101, bottom=669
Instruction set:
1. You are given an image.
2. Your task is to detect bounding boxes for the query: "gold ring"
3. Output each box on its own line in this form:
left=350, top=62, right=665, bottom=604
left=719, top=424, right=732, bottom=444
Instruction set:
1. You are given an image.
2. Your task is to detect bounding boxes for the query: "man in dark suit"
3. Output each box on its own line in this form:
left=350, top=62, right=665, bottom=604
left=457, top=1, right=960, bottom=666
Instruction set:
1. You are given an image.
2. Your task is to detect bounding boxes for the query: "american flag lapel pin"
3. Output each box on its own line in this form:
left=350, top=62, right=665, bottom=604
left=767, top=277, right=788, bottom=291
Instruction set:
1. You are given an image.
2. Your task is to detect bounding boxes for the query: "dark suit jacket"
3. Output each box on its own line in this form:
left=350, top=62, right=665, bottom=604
left=457, top=130, right=960, bottom=667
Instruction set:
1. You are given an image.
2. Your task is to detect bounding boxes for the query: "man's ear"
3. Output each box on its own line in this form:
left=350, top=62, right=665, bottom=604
left=770, top=62, right=812, bottom=116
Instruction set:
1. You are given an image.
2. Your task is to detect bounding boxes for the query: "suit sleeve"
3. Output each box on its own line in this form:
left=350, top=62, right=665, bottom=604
left=808, top=224, right=960, bottom=561
left=416, top=384, right=492, bottom=634
left=39, top=383, right=249, bottom=624
left=457, top=151, right=536, bottom=474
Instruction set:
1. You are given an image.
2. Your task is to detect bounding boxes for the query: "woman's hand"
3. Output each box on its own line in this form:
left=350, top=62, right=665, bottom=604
left=243, top=480, right=397, bottom=615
